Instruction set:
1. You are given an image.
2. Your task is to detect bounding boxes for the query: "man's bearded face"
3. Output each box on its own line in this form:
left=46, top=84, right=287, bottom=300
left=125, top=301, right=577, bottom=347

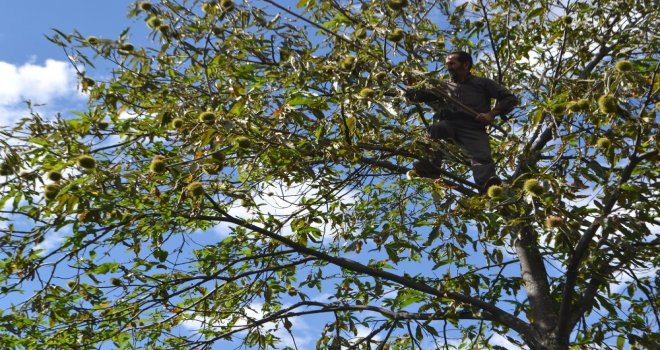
left=445, top=55, right=469, bottom=78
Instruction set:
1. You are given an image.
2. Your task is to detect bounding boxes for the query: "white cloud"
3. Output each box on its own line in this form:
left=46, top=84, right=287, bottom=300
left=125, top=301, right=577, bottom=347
left=0, top=59, right=81, bottom=126
left=311, top=293, right=334, bottom=303
left=348, top=324, right=382, bottom=346
left=32, top=232, right=65, bottom=255
left=211, top=180, right=357, bottom=243
left=0, top=59, right=77, bottom=105
left=180, top=301, right=315, bottom=349
left=489, top=333, right=525, bottom=349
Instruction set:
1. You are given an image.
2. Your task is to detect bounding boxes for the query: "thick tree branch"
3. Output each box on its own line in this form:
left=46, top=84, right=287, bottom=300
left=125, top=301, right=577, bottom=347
left=579, top=45, right=613, bottom=79
left=514, top=226, right=557, bottom=333
left=358, top=156, right=476, bottom=195
left=578, top=11, right=625, bottom=79
left=192, top=203, right=535, bottom=341
left=212, top=301, right=487, bottom=341
left=513, top=112, right=555, bottom=177
left=349, top=320, right=392, bottom=349
left=557, top=149, right=658, bottom=338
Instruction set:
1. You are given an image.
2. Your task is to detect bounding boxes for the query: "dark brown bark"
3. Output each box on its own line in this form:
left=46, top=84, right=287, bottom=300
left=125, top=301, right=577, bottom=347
left=514, top=227, right=558, bottom=333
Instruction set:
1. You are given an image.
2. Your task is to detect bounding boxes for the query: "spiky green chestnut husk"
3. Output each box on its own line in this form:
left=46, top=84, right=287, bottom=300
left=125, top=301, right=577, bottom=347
left=0, top=162, right=14, bottom=176
left=551, top=104, right=566, bottom=115
left=119, top=43, right=134, bottom=52
left=147, top=16, right=162, bottom=28
left=212, top=26, right=223, bottom=36
left=340, top=56, right=356, bottom=70
left=97, top=121, right=109, bottom=130
left=150, top=160, right=167, bottom=173
left=171, top=118, right=184, bottom=128
left=0, top=164, right=11, bottom=176
left=201, top=2, right=216, bottom=14
left=211, top=151, right=225, bottom=162
left=150, top=156, right=167, bottom=174
left=596, top=137, right=611, bottom=149
left=86, top=36, right=99, bottom=45
left=598, top=94, right=618, bottom=114
left=575, top=99, right=590, bottom=111
left=615, top=60, right=633, bottom=72
left=199, top=111, right=216, bottom=124
left=187, top=182, right=204, bottom=197
left=220, top=0, right=234, bottom=11
left=373, top=72, right=387, bottom=82
left=203, top=162, right=221, bottom=174
left=44, top=184, right=60, bottom=199
left=359, top=87, right=376, bottom=98
left=235, top=136, right=251, bottom=148
left=78, top=210, right=91, bottom=223
left=139, top=2, right=153, bottom=11
left=157, top=25, right=170, bottom=36
left=523, top=179, right=544, bottom=196
left=545, top=215, right=564, bottom=228
left=566, top=101, right=577, bottom=111
left=111, top=278, right=123, bottom=287
left=47, top=171, right=63, bottom=182
left=436, top=37, right=446, bottom=48
left=105, top=93, right=118, bottom=107
left=387, top=0, right=408, bottom=11
left=77, top=155, right=96, bottom=169
left=388, top=28, right=405, bottom=42
left=487, top=185, right=505, bottom=199
left=561, top=16, right=573, bottom=25
left=83, top=78, right=95, bottom=87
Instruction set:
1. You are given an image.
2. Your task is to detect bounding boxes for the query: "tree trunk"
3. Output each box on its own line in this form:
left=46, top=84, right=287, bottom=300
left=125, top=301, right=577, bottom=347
left=514, top=228, right=559, bottom=332
left=532, top=336, right=569, bottom=350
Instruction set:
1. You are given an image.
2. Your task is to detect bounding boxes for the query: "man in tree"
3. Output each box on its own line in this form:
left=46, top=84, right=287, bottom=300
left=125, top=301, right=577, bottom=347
left=406, top=51, right=518, bottom=194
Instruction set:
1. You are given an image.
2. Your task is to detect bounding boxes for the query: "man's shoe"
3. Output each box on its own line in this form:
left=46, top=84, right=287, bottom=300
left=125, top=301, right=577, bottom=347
left=413, top=158, right=442, bottom=179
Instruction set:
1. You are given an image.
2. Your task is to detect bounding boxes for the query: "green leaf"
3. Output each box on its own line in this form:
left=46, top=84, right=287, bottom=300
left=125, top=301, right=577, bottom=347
left=92, top=262, right=119, bottom=275
left=616, top=335, right=625, bottom=349
left=528, top=7, right=545, bottom=19
left=1, top=1, right=657, bottom=349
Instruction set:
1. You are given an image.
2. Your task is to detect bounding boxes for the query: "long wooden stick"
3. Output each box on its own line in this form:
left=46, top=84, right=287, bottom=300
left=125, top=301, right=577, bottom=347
left=426, top=84, right=509, bottom=136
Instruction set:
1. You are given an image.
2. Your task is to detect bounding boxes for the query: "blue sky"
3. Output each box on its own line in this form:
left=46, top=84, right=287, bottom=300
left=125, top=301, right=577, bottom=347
left=0, top=1, right=147, bottom=127
left=5, top=2, right=648, bottom=349
left=0, top=2, right=523, bottom=349
left=1, top=1, right=131, bottom=64
left=0, top=3, right=377, bottom=348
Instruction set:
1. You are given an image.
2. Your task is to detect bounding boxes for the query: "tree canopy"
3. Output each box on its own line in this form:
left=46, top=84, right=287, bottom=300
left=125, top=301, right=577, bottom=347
left=0, top=0, right=658, bottom=349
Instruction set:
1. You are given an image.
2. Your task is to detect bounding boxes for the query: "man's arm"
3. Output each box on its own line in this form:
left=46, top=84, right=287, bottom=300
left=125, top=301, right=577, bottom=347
left=404, top=88, right=439, bottom=103
left=487, top=79, right=518, bottom=116
left=474, top=78, right=517, bottom=125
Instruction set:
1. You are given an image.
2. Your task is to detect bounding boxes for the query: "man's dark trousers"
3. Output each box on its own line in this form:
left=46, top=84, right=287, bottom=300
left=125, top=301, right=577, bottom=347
left=428, top=112, right=496, bottom=188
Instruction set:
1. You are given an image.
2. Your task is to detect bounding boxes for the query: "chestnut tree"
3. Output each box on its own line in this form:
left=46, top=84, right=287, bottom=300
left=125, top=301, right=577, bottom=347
left=0, top=0, right=657, bottom=349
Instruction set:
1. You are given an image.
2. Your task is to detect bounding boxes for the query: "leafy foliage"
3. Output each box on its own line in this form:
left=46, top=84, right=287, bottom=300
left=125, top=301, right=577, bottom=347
left=0, top=0, right=658, bottom=349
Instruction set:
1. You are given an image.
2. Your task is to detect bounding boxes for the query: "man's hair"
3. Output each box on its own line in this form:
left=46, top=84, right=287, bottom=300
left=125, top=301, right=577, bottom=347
left=448, top=51, right=473, bottom=69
